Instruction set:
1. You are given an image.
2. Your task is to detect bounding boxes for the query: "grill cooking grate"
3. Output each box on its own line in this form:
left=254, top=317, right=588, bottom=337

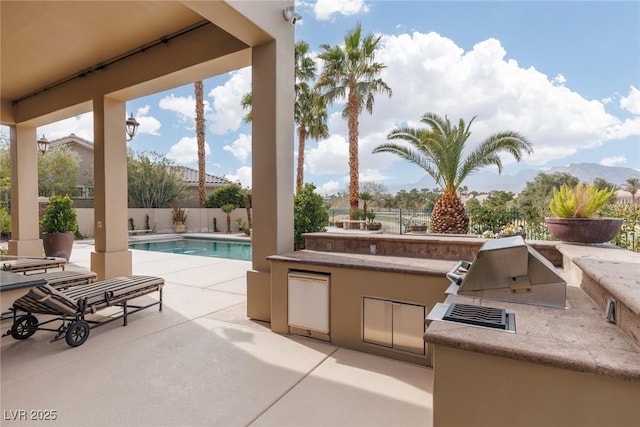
left=443, top=303, right=507, bottom=330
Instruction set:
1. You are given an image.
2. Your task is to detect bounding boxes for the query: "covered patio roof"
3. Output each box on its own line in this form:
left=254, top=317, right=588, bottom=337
left=2, top=1, right=296, bottom=321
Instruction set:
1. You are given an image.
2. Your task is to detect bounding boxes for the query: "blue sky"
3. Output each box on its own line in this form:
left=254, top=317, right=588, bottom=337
left=13, top=0, right=640, bottom=194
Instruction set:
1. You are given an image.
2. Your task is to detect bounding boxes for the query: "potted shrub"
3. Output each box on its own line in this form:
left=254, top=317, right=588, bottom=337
left=172, top=206, right=188, bottom=233
left=366, top=211, right=382, bottom=230
left=545, top=183, right=621, bottom=244
left=498, top=223, right=525, bottom=239
left=40, top=195, right=78, bottom=260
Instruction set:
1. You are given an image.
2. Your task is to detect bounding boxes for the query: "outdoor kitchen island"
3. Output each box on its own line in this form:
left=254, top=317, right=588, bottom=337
left=424, top=242, right=640, bottom=427
left=268, top=250, right=453, bottom=366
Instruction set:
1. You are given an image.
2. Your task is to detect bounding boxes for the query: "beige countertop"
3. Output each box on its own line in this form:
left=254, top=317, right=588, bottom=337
left=425, top=243, right=640, bottom=382
left=270, top=245, right=640, bottom=382
left=268, top=250, right=453, bottom=276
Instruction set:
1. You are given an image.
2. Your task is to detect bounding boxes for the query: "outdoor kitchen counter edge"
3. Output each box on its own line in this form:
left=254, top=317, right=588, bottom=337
left=267, top=250, right=454, bottom=276
left=424, top=285, right=640, bottom=382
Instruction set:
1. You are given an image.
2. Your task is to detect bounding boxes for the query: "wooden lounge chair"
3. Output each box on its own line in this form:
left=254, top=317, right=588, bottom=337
left=3, top=275, right=164, bottom=347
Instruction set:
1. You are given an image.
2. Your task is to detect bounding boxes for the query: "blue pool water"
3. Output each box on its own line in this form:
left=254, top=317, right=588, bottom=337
left=129, top=237, right=252, bottom=261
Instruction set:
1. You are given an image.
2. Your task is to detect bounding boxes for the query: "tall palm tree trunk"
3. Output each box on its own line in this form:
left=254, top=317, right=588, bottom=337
left=195, top=80, right=206, bottom=207
left=296, top=126, right=307, bottom=192
left=348, top=91, right=360, bottom=214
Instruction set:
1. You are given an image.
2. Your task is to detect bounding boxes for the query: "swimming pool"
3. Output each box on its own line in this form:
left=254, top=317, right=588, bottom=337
left=129, top=237, right=252, bottom=261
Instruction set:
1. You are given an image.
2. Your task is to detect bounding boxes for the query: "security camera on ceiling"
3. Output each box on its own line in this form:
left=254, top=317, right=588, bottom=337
left=283, top=6, right=302, bottom=25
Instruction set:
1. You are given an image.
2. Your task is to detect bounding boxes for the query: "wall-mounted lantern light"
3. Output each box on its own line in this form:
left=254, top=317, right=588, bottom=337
left=37, top=134, right=49, bottom=155
left=125, top=113, right=140, bottom=141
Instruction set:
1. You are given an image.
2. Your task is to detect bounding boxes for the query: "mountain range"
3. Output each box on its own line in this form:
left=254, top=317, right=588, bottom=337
left=394, top=163, right=640, bottom=194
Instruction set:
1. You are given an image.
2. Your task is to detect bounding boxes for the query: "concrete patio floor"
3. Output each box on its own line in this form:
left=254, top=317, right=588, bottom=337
left=1, top=240, right=433, bottom=426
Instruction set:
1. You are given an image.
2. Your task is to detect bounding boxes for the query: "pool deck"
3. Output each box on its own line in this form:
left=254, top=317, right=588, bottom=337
left=1, top=238, right=433, bottom=426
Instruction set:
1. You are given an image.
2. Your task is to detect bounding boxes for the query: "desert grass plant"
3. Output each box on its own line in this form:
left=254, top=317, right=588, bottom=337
left=549, top=183, right=615, bottom=219
left=171, top=206, right=189, bottom=223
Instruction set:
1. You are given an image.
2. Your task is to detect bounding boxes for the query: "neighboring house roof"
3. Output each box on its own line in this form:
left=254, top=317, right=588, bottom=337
left=50, top=133, right=94, bottom=151
left=51, top=134, right=230, bottom=188
left=170, top=165, right=231, bottom=186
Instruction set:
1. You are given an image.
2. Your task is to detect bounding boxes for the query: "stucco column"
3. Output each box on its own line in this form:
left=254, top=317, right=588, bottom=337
left=8, top=125, right=44, bottom=256
left=90, top=97, right=132, bottom=279
left=246, top=38, right=295, bottom=321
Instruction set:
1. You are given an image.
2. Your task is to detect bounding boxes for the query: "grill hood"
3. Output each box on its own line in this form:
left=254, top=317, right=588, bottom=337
left=446, top=236, right=566, bottom=308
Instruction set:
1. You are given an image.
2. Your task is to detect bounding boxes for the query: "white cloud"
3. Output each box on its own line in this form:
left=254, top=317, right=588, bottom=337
left=314, top=0, right=369, bottom=20
left=159, top=94, right=199, bottom=124
left=166, top=136, right=210, bottom=164
left=359, top=168, right=389, bottom=182
left=551, top=73, right=566, bottom=86
left=620, top=85, right=640, bottom=115
left=208, top=67, right=251, bottom=135
left=134, top=105, right=161, bottom=136
left=37, top=113, right=93, bottom=141
left=307, top=134, right=349, bottom=174
left=223, top=133, right=252, bottom=163
left=313, top=31, right=640, bottom=185
left=600, top=155, right=627, bottom=167
left=225, top=166, right=252, bottom=188
left=316, top=179, right=343, bottom=195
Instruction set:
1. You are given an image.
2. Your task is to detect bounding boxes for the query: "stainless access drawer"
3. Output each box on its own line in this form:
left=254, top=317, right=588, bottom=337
left=363, top=297, right=425, bottom=355
left=392, top=302, right=426, bottom=354
left=363, top=297, right=393, bottom=347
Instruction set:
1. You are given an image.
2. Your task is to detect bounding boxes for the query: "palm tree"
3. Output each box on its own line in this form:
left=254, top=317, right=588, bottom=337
left=294, top=40, right=316, bottom=93
left=241, top=40, right=327, bottom=192
left=373, top=112, right=532, bottom=234
left=295, top=84, right=328, bottom=191
left=624, top=177, right=640, bottom=205
left=195, top=80, right=206, bottom=207
left=221, top=203, right=236, bottom=233
left=359, top=192, right=373, bottom=220
left=316, top=23, right=392, bottom=216
left=240, top=92, right=252, bottom=124
left=239, top=187, right=252, bottom=230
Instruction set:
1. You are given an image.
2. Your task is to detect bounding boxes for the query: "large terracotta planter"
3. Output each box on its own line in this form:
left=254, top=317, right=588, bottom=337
left=544, top=217, right=623, bottom=244
left=42, top=231, right=74, bottom=260
left=173, top=222, right=186, bottom=233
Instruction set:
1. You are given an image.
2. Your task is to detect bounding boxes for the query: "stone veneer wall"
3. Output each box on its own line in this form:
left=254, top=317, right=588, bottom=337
left=303, top=232, right=563, bottom=266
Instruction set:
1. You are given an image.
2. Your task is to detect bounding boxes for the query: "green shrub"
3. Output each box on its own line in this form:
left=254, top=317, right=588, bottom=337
left=294, top=183, right=329, bottom=250
left=205, top=183, right=247, bottom=208
left=598, top=203, right=640, bottom=251
left=40, top=195, right=78, bottom=233
left=0, top=206, right=10, bottom=235
left=469, top=205, right=519, bottom=235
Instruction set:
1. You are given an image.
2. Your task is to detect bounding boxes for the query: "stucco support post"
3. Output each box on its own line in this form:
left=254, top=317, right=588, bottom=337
left=246, top=38, right=295, bottom=321
left=90, top=97, right=132, bottom=279
left=8, top=125, right=44, bottom=256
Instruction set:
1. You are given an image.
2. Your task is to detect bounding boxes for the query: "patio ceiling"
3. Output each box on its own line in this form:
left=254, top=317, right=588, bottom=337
left=0, top=1, right=256, bottom=125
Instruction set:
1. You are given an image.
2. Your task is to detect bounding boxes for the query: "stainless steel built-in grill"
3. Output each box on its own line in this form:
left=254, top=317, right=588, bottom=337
left=446, top=236, right=567, bottom=309
left=443, top=303, right=507, bottom=330
left=426, top=236, right=566, bottom=332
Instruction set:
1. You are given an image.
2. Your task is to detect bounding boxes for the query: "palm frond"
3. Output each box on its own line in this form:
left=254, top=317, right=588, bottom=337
left=374, top=112, right=533, bottom=194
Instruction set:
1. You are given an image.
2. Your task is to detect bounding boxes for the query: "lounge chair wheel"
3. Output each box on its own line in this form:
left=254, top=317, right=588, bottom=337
left=11, top=315, right=39, bottom=340
left=65, top=320, right=90, bottom=347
